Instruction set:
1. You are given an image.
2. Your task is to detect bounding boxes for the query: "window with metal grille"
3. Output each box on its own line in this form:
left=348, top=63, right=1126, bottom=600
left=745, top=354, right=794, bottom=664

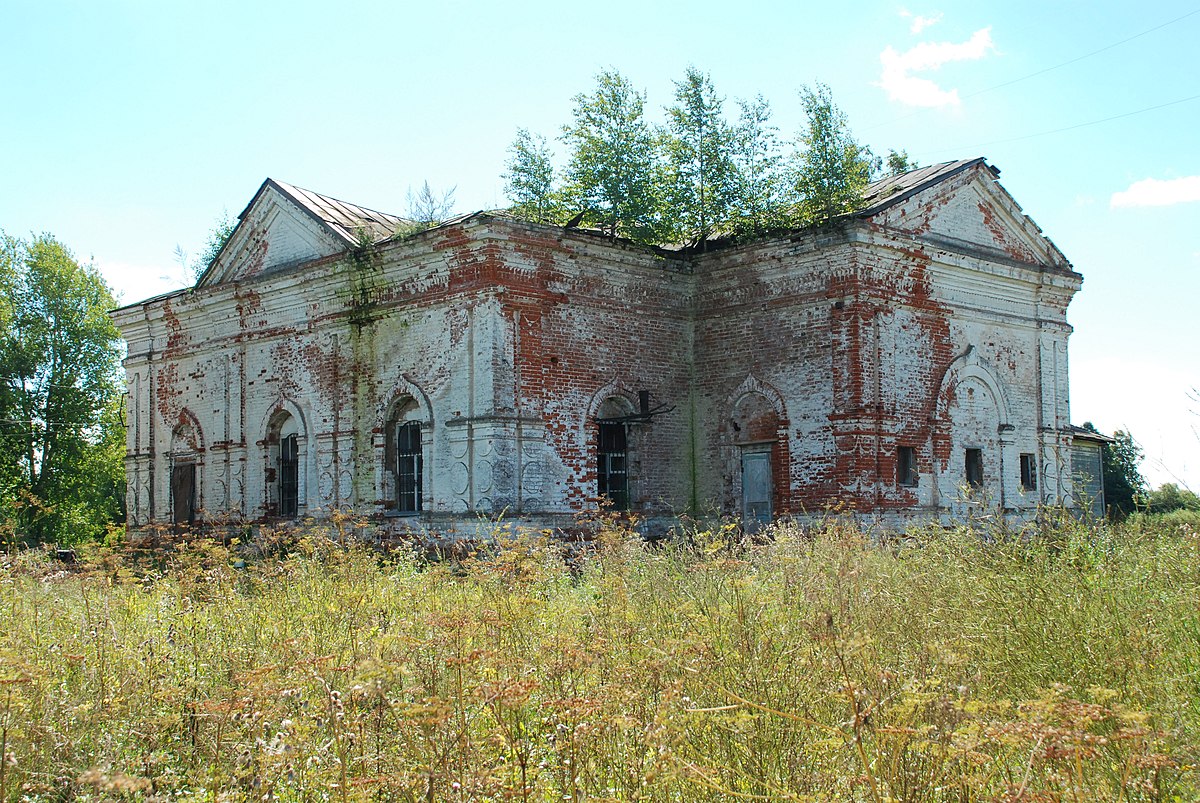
left=897, top=446, right=918, bottom=487
left=1020, top=453, right=1037, bottom=492
left=395, top=421, right=422, bottom=514
left=965, top=448, right=984, bottom=488
left=279, top=434, right=299, bottom=517
left=597, top=422, right=628, bottom=511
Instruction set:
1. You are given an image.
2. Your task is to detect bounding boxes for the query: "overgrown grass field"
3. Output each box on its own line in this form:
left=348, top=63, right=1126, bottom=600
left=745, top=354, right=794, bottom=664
left=1, top=516, right=1198, bottom=801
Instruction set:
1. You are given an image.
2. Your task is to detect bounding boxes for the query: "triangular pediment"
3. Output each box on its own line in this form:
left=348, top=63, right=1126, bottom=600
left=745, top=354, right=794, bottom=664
left=865, top=162, right=1071, bottom=270
left=197, top=179, right=407, bottom=289
left=198, top=182, right=349, bottom=288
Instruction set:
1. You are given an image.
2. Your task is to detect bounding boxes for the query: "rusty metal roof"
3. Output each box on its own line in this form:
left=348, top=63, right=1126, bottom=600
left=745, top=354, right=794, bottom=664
left=264, top=179, right=410, bottom=245
left=858, top=158, right=994, bottom=215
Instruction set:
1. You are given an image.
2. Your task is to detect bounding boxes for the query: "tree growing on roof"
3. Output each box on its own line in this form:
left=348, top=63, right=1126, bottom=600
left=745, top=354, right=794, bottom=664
left=886, top=149, right=920, bottom=176
left=793, top=82, right=878, bottom=223
left=503, top=128, right=559, bottom=224
left=561, top=69, right=663, bottom=243
left=729, top=94, right=793, bottom=236
left=0, top=232, right=124, bottom=545
left=505, top=70, right=911, bottom=244
left=192, top=210, right=236, bottom=281
left=406, top=181, right=457, bottom=230
left=661, top=67, right=737, bottom=248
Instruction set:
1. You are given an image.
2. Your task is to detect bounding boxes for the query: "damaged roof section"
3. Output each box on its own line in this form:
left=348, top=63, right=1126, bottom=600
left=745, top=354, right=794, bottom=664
left=262, top=179, right=409, bottom=245
left=858, top=158, right=993, bottom=214
left=195, top=179, right=412, bottom=289
left=195, top=158, right=1070, bottom=292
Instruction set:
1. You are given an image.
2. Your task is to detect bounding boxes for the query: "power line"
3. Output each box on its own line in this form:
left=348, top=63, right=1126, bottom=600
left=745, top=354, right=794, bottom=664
left=862, top=7, right=1200, bottom=133
left=962, top=7, right=1200, bottom=100
left=914, top=92, right=1200, bottom=157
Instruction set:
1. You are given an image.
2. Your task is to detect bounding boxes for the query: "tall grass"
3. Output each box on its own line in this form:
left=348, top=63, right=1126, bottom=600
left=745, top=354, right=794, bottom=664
left=0, top=516, right=1197, bottom=801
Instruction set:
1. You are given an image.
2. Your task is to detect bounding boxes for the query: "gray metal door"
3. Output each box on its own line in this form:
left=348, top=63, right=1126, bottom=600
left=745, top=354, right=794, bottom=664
left=742, top=450, right=772, bottom=526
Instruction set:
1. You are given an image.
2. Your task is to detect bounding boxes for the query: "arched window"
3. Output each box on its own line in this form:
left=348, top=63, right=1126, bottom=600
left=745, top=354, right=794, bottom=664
left=597, top=421, right=628, bottom=511
left=170, top=417, right=204, bottom=528
left=386, top=399, right=424, bottom=515
left=395, top=421, right=422, bottom=513
left=267, top=410, right=305, bottom=518
left=595, top=396, right=635, bottom=511
left=280, top=433, right=299, bottom=517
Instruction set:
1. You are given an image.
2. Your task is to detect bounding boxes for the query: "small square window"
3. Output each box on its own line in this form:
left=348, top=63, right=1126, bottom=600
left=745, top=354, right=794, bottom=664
left=897, top=446, right=918, bottom=487
left=965, top=448, right=983, bottom=488
left=1020, top=453, right=1037, bottom=492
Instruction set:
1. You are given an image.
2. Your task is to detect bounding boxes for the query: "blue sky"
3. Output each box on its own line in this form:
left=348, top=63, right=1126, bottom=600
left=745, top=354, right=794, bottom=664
left=2, top=0, right=1197, bottom=489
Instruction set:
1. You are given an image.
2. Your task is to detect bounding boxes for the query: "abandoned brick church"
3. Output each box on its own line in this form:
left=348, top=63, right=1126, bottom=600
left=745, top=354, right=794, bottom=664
left=112, top=158, right=1099, bottom=535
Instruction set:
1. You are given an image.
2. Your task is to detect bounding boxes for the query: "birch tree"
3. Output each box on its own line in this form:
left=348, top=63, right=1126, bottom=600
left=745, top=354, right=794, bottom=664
left=794, top=82, right=877, bottom=223
left=503, top=128, right=558, bottom=223
left=561, top=70, right=661, bottom=242
left=0, top=233, right=123, bottom=544
left=662, top=67, right=737, bottom=247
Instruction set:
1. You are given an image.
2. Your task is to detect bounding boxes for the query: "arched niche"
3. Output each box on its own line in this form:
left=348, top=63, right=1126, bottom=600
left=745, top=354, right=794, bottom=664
left=933, top=348, right=1011, bottom=509
left=728, top=375, right=789, bottom=528
left=169, top=410, right=205, bottom=528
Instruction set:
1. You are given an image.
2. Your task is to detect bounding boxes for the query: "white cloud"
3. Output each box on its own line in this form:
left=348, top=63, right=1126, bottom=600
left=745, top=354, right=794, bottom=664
left=1110, top=176, right=1200, bottom=208
left=899, top=9, right=943, bottom=34
left=878, top=27, right=995, bottom=108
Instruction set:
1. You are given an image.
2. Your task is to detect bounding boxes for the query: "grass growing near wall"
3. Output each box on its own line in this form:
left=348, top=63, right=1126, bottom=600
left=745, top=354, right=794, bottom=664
left=1, top=516, right=1198, bottom=801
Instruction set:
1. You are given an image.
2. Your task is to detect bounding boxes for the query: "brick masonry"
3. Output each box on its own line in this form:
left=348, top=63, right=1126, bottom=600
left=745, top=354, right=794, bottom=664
left=112, top=161, right=1082, bottom=534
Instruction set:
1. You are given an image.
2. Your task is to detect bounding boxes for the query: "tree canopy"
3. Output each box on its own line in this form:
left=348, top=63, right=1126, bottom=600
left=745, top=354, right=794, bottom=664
left=1081, top=423, right=1147, bottom=520
left=504, top=69, right=901, bottom=247
left=661, top=67, right=737, bottom=247
left=503, top=128, right=557, bottom=224
left=1145, top=482, right=1200, bottom=515
left=561, top=69, right=661, bottom=241
left=793, top=82, right=878, bottom=223
left=729, top=95, right=791, bottom=236
left=0, top=232, right=124, bottom=545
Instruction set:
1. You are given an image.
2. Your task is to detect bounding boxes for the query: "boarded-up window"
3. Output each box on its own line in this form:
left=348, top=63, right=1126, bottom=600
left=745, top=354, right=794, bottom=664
left=172, top=463, right=196, bottom=527
left=395, top=421, right=422, bottom=514
left=279, top=434, right=299, bottom=517
left=965, top=448, right=983, bottom=488
left=597, top=422, right=629, bottom=511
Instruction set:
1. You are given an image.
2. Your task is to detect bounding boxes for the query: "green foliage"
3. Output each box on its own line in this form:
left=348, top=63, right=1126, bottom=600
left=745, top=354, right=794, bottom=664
left=0, top=232, right=124, bottom=546
left=561, top=69, right=662, bottom=242
left=1104, top=428, right=1147, bottom=519
left=661, top=67, right=737, bottom=247
left=729, top=94, right=794, bottom=236
left=885, top=148, right=919, bottom=176
left=177, top=211, right=236, bottom=284
left=0, top=517, right=1196, bottom=799
left=793, top=82, right=878, bottom=223
left=503, top=128, right=559, bottom=224
left=1146, top=482, right=1200, bottom=514
left=406, top=180, right=457, bottom=228
left=194, top=210, right=235, bottom=281
left=506, top=69, right=909, bottom=246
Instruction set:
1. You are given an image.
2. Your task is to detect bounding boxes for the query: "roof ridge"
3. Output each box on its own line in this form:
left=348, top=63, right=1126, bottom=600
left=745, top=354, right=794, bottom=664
left=268, top=178, right=407, bottom=224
